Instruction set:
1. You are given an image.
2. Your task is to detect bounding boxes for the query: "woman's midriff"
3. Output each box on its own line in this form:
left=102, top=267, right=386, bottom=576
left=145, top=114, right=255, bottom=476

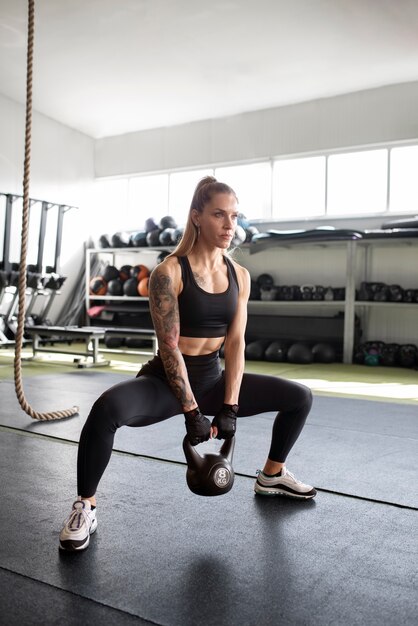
left=178, top=335, right=225, bottom=356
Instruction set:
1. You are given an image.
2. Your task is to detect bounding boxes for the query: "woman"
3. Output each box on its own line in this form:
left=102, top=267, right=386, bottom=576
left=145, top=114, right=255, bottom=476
left=59, top=176, right=316, bottom=552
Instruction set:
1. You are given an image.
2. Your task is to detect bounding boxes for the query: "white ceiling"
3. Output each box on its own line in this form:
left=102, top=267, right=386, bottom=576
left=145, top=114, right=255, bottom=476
left=1, top=0, right=418, bottom=139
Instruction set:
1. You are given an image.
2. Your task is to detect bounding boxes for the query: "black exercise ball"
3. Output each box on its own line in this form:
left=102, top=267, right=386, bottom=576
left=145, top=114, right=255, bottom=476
left=146, top=229, right=162, bottom=247
left=107, top=278, right=124, bottom=296
left=256, top=273, right=274, bottom=288
left=245, top=340, right=269, bottom=361
left=111, top=232, right=130, bottom=248
left=123, top=277, right=139, bottom=296
left=159, top=228, right=176, bottom=246
left=102, top=265, right=120, bottom=283
left=119, top=265, right=132, bottom=282
left=265, top=340, right=288, bottom=362
left=159, top=215, right=177, bottom=230
left=99, top=234, right=111, bottom=248
left=287, top=342, right=313, bottom=364
left=145, top=218, right=159, bottom=233
left=312, top=342, right=336, bottom=363
left=130, top=231, right=147, bottom=247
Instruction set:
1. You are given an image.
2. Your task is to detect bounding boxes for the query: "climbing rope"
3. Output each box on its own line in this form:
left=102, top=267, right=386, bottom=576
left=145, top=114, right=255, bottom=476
left=14, top=0, right=78, bottom=420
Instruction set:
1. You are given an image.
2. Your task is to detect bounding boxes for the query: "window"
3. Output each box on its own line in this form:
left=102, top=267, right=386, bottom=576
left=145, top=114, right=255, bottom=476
left=273, top=156, right=326, bottom=218
left=128, top=174, right=168, bottom=229
left=327, top=149, right=388, bottom=215
left=389, top=146, right=418, bottom=213
left=168, top=169, right=213, bottom=226
left=215, top=163, right=271, bottom=219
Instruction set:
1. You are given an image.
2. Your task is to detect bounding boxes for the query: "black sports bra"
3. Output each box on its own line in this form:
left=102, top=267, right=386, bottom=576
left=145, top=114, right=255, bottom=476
left=177, top=256, right=239, bottom=338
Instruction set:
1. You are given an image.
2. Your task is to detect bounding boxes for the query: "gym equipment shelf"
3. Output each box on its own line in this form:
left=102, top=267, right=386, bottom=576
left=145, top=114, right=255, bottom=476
left=85, top=236, right=418, bottom=364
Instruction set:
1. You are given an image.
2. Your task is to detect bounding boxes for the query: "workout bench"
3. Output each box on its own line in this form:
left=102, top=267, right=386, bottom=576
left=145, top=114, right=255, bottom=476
left=24, top=325, right=158, bottom=368
left=24, top=326, right=110, bottom=368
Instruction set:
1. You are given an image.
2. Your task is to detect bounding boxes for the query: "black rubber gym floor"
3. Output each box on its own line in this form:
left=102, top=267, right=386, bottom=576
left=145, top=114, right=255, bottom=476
left=1, top=369, right=417, bottom=625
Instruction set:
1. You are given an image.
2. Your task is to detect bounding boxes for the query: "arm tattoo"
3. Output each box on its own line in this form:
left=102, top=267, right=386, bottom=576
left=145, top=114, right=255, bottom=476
left=149, top=269, right=194, bottom=410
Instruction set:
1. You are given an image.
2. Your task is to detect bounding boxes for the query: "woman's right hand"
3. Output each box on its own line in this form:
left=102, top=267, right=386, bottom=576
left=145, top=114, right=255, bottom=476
left=184, top=408, right=212, bottom=446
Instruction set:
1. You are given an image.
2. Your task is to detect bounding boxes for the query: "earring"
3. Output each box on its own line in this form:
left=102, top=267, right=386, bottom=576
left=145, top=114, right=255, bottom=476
left=196, top=223, right=200, bottom=238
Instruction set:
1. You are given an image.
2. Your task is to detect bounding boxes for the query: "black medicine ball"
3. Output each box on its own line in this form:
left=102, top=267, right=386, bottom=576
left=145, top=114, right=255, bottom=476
left=159, top=215, right=177, bottom=230
left=119, top=265, right=132, bottom=282
left=312, top=343, right=336, bottom=363
left=145, top=218, right=159, bottom=233
left=111, top=232, right=130, bottom=248
left=99, top=234, right=111, bottom=248
left=257, top=273, right=274, bottom=288
left=102, top=265, right=120, bottom=283
left=130, top=231, right=148, bottom=247
left=265, top=341, right=288, bottom=362
left=146, top=229, right=162, bottom=247
left=159, top=228, right=176, bottom=246
left=287, top=342, right=313, bottom=364
left=107, top=278, right=124, bottom=296
left=123, top=277, right=139, bottom=296
left=245, top=340, right=269, bottom=361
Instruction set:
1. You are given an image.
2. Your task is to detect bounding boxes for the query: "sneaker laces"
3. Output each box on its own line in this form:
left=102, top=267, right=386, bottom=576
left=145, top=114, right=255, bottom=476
left=62, top=501, right=91, bottom=531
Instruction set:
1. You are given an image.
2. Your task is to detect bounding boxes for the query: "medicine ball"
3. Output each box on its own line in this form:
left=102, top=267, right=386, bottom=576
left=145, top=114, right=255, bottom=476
left=107, top=278, right=124, bottom=296
left=173, top=227, right=184, bottom=244
left=159, top=228, right=176, bottom=246
left=245, top=339, right=269, bottom=361
left=99, top=234, right=111, bottom=248
left=123, top=277, right=139, bottom=296
left=256, top=273, right=274, bottom=288
left=159, top=215, right=177, bottom=230
left=312, top=342, right=336, bottom=363
left=231, top=225, right=246, bottom=246
left=145, top=218, right=159, bottom=233
left=131, top=264, right=150, bottom=281
left=265, top=340, right=288, bottom=362
left=119, top=264, right=132, bottom=282
left=287, top=342, right=313, bottom=364
left=138, top=276, right=150, bottom=297
left=157, top=250, right=170, bottom=264
left=102, top=265, right=120, bottom=283
left=89, top=276, right=107, bottom=296
left=130, top=231, right=147, bottom=247
left=146, top=229, right=162, bottom=247
left=111, top=232, right=130, bottom=248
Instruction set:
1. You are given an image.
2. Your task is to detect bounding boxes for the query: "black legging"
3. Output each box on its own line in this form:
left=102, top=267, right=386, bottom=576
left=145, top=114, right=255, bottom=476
left=77, top=351, right=312, bottom=497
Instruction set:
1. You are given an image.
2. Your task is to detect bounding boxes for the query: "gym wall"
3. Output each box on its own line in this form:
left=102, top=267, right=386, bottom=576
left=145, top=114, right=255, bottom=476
left=0, top=93, right=95, bottom=323
left=95, top=81, right=418, bottom=178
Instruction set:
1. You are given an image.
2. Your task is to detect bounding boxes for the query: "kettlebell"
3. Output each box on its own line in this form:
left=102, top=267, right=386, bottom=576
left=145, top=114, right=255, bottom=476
left=183, top=436, right=235, bottom=497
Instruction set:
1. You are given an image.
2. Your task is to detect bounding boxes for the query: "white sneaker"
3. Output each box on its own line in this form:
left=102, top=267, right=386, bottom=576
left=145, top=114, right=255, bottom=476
left=59, top=497, right=97, bottom=551
left=254, top=467, right=317, bottom=499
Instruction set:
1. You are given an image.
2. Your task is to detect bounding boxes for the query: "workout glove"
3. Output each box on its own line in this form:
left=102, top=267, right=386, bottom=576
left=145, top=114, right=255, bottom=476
left=184, top=408, right=211, bottom=446
left=212, top=404, right=238, bottom=440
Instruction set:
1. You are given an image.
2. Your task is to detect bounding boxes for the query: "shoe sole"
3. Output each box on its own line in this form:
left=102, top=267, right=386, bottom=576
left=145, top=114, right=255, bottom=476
left=254, top=484, right=317, bottom=500
left=59, top=518, right=98, bottom=552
